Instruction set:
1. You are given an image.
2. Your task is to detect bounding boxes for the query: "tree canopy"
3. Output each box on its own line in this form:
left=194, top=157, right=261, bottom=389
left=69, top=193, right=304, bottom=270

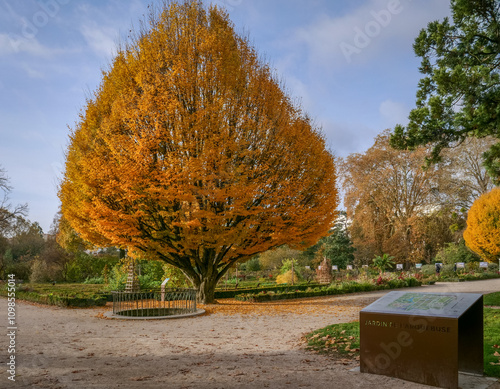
left=310, top=213, right=355, bottom=269
left=0, top=165, right=27, bottom=235
left=342, top=131, right=444, bottom=263
left=59, top=1, right=338, bottom=303
left=463, top=187, right=500, bottom=262
left=390, top=0, right=500, bottom=183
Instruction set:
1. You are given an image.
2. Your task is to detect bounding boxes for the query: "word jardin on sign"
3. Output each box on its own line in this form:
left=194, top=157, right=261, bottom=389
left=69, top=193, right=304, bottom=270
left=6, top=274, right=16, bottom=382
left=364, top=320, right=452, bottom=333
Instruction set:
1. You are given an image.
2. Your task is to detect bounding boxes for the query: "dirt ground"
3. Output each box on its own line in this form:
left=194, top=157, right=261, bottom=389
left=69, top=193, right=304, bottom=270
left=1, top=279, right=499, bottom=389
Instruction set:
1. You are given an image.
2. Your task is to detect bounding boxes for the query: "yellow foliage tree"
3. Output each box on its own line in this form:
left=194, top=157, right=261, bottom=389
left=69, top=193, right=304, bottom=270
left=275, top=270, right=301, bottom=285
left=463, top=187, right=500, bottom=262
left=59, top=1, right=338, bottom=303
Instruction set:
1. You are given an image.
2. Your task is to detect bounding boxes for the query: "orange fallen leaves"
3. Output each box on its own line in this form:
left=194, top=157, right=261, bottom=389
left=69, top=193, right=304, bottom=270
left=198, top=296, right=367, bottom=317
left=91, top=295, right=372, bottom=320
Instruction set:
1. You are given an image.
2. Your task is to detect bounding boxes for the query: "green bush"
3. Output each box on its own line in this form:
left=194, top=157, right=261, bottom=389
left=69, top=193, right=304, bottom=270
left=466, top=262, right=479, bottom=272
left=0, top=285, right=107, bottom=307
left=435, top=241, right=480, bottom=265
left=279, top=259, right=300, bottom=275
left=138, top=274, right=162, bottom=289
left=235, top=277, right=422, bottom=302
left=420, top=264, right=436, bottom=276
left=214, top=283, right=322, bottom=299
left=372, top=254, right=395, bottom=274
left=388, top=279, right=406, bottom=288
left=138, top=260, right=164, bottom=280
left=457, top=272, right=500, bottom=282
left=3, top=260, right=31, bottom=282
left=107, top=264, right=127, bottom=290
left=162, top=264, right=188, bottom=288
left=244, top=257, right=261, bottom=272
left=30, top=259, right=52, bottom=283
left=83, top=277, right=105, bottom=284
left=64, top=251, right=119, bottom=282
left=440, top=264, right=456, bottom=278
left=488, top=263, right=498, bottom=272
left=407, top=277, right=421, bottom=287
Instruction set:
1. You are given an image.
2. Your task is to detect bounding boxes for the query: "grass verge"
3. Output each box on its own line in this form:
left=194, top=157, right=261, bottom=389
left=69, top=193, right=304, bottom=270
left=484, top=291, right=500, bottom=306
left=484, top=308, right=500, bottom=377
left=303, top=322, right=360, bottom=359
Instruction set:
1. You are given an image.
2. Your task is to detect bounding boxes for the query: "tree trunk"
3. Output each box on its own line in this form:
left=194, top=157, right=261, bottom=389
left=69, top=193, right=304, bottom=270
left=193, top=276, right=218, bottom=304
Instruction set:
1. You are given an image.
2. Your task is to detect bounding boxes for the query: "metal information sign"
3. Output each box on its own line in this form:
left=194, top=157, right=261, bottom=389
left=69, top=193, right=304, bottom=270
left=360, top=291, right=483, bottom=389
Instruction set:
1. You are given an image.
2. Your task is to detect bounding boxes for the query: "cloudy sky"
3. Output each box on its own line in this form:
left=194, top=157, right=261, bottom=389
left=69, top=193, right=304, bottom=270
left=0, top=0, right=451, bottom=232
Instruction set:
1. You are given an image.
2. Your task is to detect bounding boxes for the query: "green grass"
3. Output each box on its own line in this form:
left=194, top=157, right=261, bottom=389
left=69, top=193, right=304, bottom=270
left=304, top=303, right=500, bottom=377
left=484, top=291, right=500, bottom=306
left=303, top=322, right=360, bottom=358
left=484, top=308, right=500, bottom=377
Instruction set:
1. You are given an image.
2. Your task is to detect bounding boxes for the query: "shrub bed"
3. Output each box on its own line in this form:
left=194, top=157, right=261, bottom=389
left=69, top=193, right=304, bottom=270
left=456, top=272, right=500, bottom=282
left=235, top=278, right=422, bottom=302
left=214, top=283, right=323, bottom=299
left=0, top=283, right=109, bottom=307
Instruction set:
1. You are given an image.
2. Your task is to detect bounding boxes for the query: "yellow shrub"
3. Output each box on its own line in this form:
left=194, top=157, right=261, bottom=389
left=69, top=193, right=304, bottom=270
left=464, top=187, right=500, bottom=262
left=276, top=269, right=301, bottom=284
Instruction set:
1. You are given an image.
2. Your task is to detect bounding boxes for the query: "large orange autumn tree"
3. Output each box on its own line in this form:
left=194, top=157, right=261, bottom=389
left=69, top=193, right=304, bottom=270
left=59, top=1, right=338, bottom=303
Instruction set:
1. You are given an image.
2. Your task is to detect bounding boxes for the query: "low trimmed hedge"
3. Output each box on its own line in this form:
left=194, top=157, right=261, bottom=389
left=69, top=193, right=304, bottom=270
left=214, top=283, right=323, bottom=299
left=0, top=288, right=108, bottom=307
left=456, top=272, right=500, bottom=281
left=235, top=278, right=422, bottom=302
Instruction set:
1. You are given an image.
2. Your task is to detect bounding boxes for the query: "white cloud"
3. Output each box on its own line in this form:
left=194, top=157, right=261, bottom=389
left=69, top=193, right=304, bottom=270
left=80, top=21, right=119, bottom=59
left=293, top=0, right=450, bottom=70
left=77, top=0, right=148, bottom=60
left=379, top=99, right=409, bottom=127
left=21, top=63, right=44, bottom=78
left=0, top=33, right=54, bottom=57
left=321, top=119, right=378, bottom=158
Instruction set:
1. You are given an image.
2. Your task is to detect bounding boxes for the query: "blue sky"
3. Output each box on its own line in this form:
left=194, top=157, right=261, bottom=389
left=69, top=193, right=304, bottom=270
left=0, top=0, right=451, bottom=232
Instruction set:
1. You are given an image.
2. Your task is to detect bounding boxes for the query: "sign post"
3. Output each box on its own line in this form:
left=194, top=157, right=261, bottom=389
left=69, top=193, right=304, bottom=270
left=360, top=291, right=483, bottom=389
left=160, top=278, right=170, bottom=302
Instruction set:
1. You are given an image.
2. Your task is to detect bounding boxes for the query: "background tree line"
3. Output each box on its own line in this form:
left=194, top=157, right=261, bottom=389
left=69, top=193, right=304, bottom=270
left=340, top=132, right=495, bottom=266
left=0, top=128, right=495, bottom=284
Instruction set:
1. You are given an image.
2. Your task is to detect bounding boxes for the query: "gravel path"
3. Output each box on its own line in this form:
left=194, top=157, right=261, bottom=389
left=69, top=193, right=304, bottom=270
left=1, top=279, right=499, bottom=389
